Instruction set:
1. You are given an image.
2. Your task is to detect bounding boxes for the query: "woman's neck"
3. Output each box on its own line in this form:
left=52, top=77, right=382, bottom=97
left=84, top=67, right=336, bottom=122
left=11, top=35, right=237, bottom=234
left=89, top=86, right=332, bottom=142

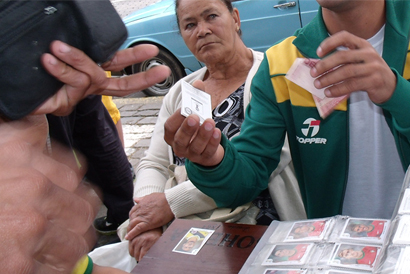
left=204, top=46, right=253, bottom=108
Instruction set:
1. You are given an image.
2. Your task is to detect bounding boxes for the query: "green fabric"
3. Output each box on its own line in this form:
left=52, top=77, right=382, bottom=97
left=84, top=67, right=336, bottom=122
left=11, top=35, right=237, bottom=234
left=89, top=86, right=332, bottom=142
left=186, top=0, right=410, bottom=218
left=84, top=256, right=93, bottom=274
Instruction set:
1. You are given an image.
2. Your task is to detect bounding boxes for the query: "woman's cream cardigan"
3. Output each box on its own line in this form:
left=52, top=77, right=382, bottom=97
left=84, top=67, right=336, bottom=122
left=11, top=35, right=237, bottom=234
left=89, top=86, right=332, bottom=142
left=133, top=49, right=306, bottom=221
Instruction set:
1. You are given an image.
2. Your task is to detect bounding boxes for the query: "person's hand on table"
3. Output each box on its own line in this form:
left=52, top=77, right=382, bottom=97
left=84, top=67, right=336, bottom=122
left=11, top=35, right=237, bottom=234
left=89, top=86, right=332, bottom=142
left=0, top=115, right=100, bottom=273
left=128, top=228, right=163, bottom=261
left=125, top=193, right=174, bottom=241
left=36, top=41, right=171, bottom=116
left=311, top=31, right=396, bottom=104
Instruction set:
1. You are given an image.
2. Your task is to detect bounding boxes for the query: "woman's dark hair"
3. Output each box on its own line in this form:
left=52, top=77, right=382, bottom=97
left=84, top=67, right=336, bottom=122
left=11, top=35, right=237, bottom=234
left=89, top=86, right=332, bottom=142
left=175, top=0, right=241, bottom=36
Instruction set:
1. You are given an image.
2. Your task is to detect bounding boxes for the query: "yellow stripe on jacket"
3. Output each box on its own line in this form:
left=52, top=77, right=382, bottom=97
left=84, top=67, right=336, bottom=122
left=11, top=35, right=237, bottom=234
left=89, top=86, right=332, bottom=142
left=267, top=36, right=347, bottom=111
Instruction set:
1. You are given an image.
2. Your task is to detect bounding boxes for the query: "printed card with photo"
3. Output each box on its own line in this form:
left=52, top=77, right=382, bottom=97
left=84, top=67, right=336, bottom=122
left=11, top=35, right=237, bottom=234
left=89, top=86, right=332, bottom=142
left=181, top=80, right=212, bottom=125
left=340, top=217, right=390, bottom=243
left=392, top=215, right=410, bottom=244
left=172, top=227, right=214, bottom=255
left=262, top=243, right=313, bottom=266
left=284, top=218, right=331, bottom=241
left=325, top=270, right=365, bottom=274
left=393, top=246, right=410, bottom=274
left=328, top=243, right=381, bottom=271
left=398, top=188, right=410, bottom=215
left=263, top=269, right=307, bottom=274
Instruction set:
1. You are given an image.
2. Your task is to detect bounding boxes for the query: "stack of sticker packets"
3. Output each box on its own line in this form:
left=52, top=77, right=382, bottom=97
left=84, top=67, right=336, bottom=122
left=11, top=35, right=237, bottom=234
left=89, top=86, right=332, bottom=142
left=239, top=214, right=394, bottom=274
left=375, top=168, right=410, bottom=274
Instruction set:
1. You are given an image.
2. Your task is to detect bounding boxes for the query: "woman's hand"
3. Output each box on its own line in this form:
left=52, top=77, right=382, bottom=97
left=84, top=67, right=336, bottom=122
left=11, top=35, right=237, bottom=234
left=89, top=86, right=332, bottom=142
left=126, top=193, right=174, bottom=241
left=128, top=228, right=163, bottom=261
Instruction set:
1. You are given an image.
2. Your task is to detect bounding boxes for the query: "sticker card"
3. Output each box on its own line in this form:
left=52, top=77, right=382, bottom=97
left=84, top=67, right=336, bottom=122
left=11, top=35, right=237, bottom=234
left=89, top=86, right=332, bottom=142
left=262, top=243, right=313, bottom=266
left=340, top=217, right=390, bottom=242
left=325, top=270, right=365, bottom=274
left=328, top=243, right=381, bottom=271
left=394, top=246, right=410, bottom=274
left=263, top=269, right=307, bottom=274
left=398, top=188, right=410, bottom=214
left=285, top=218, right=331, bottom=241
left=181, top=80, right=212, bottom=125
left=172, top=227, right=214, bottom=255
left=393, top=215, right=410, bottom=244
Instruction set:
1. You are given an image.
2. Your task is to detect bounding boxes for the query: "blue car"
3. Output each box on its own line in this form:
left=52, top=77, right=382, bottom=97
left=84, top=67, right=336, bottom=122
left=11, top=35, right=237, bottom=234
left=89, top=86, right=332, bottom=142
left=120, top=0, right=319, bottom=96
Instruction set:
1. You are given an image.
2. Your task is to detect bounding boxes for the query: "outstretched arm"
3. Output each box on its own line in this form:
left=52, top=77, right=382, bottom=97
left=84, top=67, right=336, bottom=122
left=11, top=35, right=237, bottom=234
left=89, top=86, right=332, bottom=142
left=36, top=41, right=171, bottom=116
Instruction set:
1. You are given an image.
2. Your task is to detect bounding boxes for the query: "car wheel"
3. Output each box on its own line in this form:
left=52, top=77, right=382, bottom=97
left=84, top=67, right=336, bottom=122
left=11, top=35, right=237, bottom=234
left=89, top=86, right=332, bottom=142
left=132, top=48, right=186, bottom=96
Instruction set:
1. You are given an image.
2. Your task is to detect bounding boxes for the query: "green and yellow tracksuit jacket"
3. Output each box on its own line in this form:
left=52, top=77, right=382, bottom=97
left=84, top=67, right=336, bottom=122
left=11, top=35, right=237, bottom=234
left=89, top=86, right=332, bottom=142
left=186, top=1, right=410, bottom=219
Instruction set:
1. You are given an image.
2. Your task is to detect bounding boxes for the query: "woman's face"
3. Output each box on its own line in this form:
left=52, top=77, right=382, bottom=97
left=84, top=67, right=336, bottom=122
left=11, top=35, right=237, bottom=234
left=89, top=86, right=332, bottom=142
left=176, top=0, right=240, bottom=65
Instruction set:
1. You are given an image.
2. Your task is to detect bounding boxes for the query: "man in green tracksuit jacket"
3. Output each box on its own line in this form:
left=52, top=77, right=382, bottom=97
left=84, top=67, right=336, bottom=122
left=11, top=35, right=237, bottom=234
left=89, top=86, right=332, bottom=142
left=165, top=0, right=410, bottom=219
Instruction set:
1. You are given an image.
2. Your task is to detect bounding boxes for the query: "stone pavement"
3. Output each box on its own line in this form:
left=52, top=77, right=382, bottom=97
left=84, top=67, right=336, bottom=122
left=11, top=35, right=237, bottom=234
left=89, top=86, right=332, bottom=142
left=114, top=95, right=163, bottom=166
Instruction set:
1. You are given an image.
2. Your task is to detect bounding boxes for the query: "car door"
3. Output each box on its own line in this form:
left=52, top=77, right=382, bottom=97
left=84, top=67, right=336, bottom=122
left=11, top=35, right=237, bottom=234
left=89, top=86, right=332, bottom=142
left=299, top=0, right=320, bottom=26
left=233, top=0, right=319, bottom=53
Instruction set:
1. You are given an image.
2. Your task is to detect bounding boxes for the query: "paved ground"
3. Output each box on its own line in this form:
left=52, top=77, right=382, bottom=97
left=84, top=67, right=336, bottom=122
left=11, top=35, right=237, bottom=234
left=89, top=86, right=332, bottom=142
left=111, top=0, right=160, bottom=18
left=116, top=96, right=164, bottom=167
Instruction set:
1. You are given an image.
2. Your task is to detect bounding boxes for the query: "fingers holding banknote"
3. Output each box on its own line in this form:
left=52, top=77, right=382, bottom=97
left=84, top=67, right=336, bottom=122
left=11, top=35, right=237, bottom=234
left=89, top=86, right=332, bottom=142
left=310, top=31, right=396, bottom=104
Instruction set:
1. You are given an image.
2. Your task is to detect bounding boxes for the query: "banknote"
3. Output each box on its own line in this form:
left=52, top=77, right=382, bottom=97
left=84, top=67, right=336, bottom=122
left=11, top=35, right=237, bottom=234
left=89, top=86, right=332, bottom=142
left=286, top=58, right=327, bottom=99
left=313, top=94, right=348, bottom=119
left=286, top=58, right=347, bottom=119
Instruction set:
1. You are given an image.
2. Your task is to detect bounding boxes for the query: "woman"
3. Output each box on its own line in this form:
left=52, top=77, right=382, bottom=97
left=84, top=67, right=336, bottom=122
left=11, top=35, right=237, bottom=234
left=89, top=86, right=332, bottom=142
left=123, top=0, right=306, bottom=261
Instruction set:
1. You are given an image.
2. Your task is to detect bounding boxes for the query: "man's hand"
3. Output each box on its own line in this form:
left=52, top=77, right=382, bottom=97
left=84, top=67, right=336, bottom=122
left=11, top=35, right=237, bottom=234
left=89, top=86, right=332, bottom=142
left=128, top=228, right=163, bottom=261
left=0, top=115, right=100, bottom=273
left=36, top=41, right=171, bottom=116
left=311, top=31, right=396, bottom=104
left=125, top=193, right=174, bottom=241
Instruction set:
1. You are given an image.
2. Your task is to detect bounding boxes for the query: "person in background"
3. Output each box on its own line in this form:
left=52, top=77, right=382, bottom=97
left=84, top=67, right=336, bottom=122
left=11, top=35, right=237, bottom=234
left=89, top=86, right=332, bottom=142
left=47, top=94, right=134, bottom=236
left=102, top=95, right=125, bottom=147
left=102, top=72, right=125, bottom=148
left=164, top=0, right=410, bottom=220
left=123, top=0, right=305, bottom=262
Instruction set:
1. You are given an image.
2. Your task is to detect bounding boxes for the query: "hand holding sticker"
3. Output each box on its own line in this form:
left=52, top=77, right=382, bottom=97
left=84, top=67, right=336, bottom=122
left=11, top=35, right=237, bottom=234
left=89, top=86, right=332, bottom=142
left=181, top=81, right=212, bottom=125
